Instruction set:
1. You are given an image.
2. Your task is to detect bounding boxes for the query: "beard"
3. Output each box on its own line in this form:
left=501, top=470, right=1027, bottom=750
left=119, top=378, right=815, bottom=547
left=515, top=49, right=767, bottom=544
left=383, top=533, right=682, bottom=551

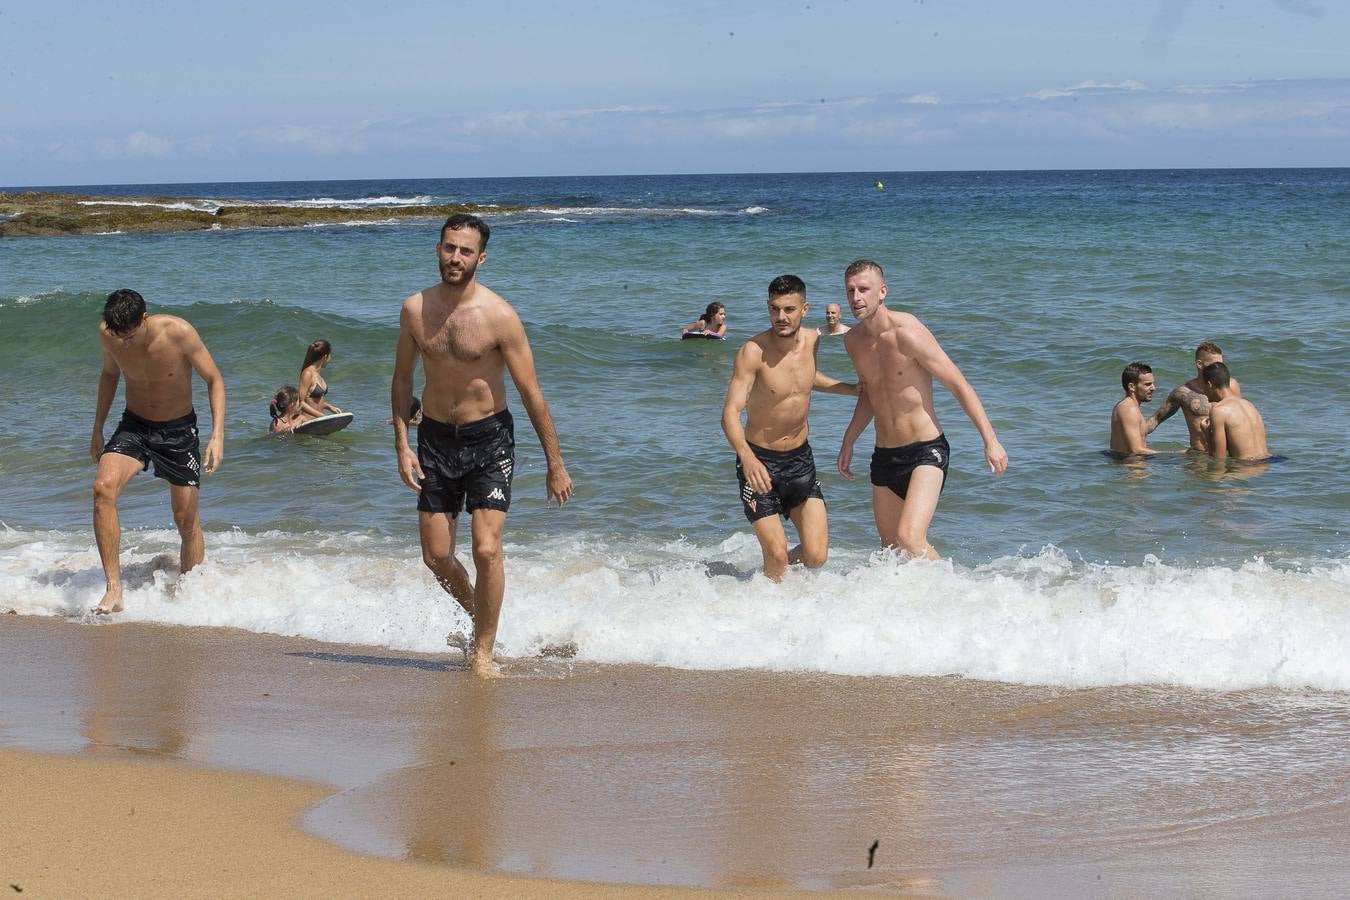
left=440, top=258, right=478, bottom=286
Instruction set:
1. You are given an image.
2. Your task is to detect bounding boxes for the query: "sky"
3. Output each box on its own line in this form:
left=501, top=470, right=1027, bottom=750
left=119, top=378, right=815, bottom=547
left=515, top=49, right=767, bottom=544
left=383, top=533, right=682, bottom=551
left=2, top=0, right=1347, bottom=185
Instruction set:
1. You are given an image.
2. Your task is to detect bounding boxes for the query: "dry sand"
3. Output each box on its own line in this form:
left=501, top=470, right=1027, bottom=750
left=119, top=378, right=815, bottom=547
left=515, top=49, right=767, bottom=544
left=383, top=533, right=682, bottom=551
left=0, top=747, right=813, bottom=899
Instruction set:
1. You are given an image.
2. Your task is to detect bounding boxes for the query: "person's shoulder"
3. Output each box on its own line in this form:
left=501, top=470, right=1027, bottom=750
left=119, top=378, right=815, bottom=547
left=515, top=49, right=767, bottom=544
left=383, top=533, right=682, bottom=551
left=740, top=331, right=772, bottom=356
left=155, top=315, right=201, bottom=342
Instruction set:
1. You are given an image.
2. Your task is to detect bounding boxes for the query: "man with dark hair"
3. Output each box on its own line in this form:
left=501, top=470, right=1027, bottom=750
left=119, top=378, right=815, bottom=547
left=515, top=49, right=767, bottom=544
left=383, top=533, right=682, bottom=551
left=1201, top=362, right=1269, bottom=460
left=722, top=275, right=858, bottom=581
left=90, top=288, right=226, bottom=613
left=1146, top=341, right=1241, bottom=451
left=1110, top=362, right=1158, bottom=457
left=837, top=260, right=1007, bottom=559
left=393, top=214, right=571, bottom=678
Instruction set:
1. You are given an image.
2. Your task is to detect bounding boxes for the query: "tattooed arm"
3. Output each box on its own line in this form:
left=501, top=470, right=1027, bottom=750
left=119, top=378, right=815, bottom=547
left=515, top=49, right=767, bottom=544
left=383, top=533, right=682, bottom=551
left=1145, top=386, right=1183, bottom=434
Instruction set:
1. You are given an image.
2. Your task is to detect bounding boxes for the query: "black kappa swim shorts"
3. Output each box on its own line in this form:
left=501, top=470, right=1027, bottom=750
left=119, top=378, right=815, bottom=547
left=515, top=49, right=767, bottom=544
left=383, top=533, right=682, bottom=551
left=870, top=433, right=949, bottom=499
left=102, top=409, right=202, bottom=488
left=736, top=441, right=825, bottom=523
left=416, top=409, right=515, bottom=516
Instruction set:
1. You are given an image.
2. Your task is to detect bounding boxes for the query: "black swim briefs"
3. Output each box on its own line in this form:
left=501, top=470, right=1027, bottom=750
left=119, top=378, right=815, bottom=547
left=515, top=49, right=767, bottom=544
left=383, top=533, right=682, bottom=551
left=736, top=441, right=825, bottom=523
left=870, top=433, right=949, bottom=499
left=103, top=409, right=202, bottom=488
left=416, top=409, right=515, bottom=516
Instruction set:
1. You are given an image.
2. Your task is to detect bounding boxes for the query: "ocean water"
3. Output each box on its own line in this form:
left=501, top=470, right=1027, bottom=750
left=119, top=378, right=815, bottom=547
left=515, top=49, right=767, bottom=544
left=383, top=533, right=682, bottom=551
left=2, top=170, right=1348, bottom=690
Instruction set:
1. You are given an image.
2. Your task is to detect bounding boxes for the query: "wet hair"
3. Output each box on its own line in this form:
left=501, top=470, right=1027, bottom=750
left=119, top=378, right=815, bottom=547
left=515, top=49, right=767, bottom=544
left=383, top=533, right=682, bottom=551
left=440, top=213, right=490, bottom=250
left=1201, top=361, right=1232, bottom=389
left=1195, top=341, right=1223, bottom=360
left=1121, top=361, right=1153, bottom=391
left=768, top=275, right=806, bottom=298
left=269, top=385, right=299, bottom=421
left=844, top=259, right=885, bottom=281
left=698, top=301, right=726, bottom=324
left=103, top=288, right=146, bottom=335
left=302, top=339, right=332, bottom=369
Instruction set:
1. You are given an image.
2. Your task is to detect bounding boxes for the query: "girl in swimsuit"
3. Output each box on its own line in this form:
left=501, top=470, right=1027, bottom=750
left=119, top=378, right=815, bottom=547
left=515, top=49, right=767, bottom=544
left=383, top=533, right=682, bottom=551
left=298, top=339, right=343, bottom=417
left=268, top=385, right=311, bottom=434
left=682, top=302, right=727, bottom=338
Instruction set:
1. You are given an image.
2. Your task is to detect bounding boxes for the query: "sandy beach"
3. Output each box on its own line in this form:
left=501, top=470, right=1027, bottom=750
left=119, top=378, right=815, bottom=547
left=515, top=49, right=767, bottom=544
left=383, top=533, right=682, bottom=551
left=3, top=615, right=1347, bottom=897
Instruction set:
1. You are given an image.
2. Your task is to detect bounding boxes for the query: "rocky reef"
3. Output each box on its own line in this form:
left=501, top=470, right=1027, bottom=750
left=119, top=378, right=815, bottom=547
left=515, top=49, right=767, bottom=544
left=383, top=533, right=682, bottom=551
left=0, top=192, right=518, bottom=237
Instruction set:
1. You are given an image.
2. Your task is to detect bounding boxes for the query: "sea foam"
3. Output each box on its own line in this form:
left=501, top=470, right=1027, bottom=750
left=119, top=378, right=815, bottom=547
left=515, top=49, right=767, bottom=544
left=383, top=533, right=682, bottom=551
left=2, top=527, right=1346, bottom=692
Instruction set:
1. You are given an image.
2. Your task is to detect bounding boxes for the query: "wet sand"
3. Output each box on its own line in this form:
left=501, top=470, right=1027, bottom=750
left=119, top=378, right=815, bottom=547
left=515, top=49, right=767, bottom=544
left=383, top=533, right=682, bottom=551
left=2, top=615, right=1348, bottom=896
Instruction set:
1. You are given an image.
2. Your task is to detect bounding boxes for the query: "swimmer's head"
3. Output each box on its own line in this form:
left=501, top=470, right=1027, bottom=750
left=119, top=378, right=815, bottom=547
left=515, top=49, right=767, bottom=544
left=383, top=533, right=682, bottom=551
left=1195, top=341, right=1224, bottom=371
left=1201, top=361, right=1232, bottom=397
left=103, top=288, right=148, bottom=338
left=825, top=303, right=843, bottom=327
left=700, top=302, right=726, bottom=327
left=410, top=396, right=422, bottom=418
left=844, top=260, right=887, bottom=320
left=439, top=213, right=490, bottom=251
left=270, top=385, right=299, bottom=420
left=1122, top=362, right=1155, bottom=401
left=844, top=259, right=885, bottom=282
left=767, top=275, right=807, bottom=337
left=303, top=339, right=332, bottom=369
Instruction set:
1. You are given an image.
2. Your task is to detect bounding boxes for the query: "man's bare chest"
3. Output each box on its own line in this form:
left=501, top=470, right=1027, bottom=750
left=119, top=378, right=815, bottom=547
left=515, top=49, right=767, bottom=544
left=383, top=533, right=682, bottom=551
left=114, top=344, right=185, bottom=381
left=420, top=313, right=498, bottom=363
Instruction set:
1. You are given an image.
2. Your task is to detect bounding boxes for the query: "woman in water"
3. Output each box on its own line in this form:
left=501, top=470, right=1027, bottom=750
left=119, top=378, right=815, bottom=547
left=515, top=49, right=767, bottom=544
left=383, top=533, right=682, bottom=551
left=268, top=386, right=311, bottom=434
left=297, top=340, right=343, bottom=417
left=682, top=302, right=727, bottom=338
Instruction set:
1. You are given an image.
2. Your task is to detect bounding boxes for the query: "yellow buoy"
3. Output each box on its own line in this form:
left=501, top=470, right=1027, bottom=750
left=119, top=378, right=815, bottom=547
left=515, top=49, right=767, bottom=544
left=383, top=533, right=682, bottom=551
left=876, top=180, right=885, bottom=190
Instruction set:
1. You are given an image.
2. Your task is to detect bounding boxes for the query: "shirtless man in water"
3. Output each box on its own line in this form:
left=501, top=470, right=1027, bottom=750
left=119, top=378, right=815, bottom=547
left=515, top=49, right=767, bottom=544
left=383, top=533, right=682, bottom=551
left=1201, top=362, right=1269, bottom=461
left=1146, top=341, right=1240, bottom=451
left=393, top=214, right=573, bottom=678
left=722, top=275, right=858, bottom=581
left=822, top=302, right=850, bottom=336
left=90, top=289, right=226, bottom=613
left=836, top=260, right=1008, bottom=558
left=1109, top=362, right=1158, bottom=457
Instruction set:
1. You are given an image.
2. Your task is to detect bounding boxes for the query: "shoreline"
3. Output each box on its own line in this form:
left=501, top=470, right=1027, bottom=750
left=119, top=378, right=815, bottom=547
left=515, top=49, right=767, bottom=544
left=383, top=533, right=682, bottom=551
left=3, top=614, right=1348, bottom=895
left=0, top=191, right=519, bottom=237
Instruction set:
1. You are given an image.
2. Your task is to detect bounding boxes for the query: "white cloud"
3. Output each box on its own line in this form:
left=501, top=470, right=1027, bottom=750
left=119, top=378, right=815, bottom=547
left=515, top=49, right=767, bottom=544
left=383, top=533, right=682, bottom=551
left=1029, top=80, right=1147, bottom=100
left=906, top=93, right=941, bottom=105
left=94, top=130, right=173, bottom=157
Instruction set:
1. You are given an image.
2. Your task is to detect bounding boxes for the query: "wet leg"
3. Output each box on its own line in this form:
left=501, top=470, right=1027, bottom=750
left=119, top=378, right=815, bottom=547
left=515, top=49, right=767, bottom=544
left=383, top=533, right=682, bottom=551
left=466, top=508, right=507, bottom=678
left=169, top=484, right=204, bottom=574
left=92, top=453, right=143, bottom=613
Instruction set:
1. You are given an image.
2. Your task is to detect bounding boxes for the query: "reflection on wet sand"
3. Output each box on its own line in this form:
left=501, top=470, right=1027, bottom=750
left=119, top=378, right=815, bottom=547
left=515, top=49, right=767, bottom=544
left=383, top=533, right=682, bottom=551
left=84, top=623, right=195, bottom=758
left=4, top=619, right=1349, bottom=896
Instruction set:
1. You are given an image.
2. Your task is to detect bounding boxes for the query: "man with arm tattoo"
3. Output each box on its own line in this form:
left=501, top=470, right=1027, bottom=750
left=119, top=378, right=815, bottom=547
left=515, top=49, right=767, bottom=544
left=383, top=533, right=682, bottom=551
left=1146, top=341, right=1241, bottom=451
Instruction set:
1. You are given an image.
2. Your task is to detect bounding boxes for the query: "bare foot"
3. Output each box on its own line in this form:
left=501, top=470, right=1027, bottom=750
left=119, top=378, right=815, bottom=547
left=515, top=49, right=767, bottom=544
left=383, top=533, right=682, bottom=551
left=93, top=586, right=123, bottom=615
left=468, top=655, right=504, bottom=679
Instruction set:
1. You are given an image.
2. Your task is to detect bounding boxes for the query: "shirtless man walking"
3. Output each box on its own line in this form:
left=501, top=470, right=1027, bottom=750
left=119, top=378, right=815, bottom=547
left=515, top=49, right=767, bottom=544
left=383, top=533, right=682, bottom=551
left=90, top=288, right=226, bottom=613
left=393, top=214, right=572, bottom=677
left=1147, top=341, right=1240, bottom=451
left=1201, top=362, right=1269, bottom=461
left=1109, top=362, right=1158, bottom=457
left=722, top=275, right=858, bottom=581
left=836, top=260, right=1007, bottom=559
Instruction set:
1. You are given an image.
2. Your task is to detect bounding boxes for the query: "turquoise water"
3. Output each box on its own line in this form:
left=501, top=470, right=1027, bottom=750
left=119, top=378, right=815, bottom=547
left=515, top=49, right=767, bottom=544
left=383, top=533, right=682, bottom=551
left=2, top=170, right=1348, bottom=687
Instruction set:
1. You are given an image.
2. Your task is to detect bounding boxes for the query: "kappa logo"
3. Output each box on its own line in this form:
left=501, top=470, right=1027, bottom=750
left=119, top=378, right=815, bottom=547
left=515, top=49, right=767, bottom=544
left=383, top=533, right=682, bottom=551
left=931, top=448, right=944, bottom=463
left=487, top=487, right=506, bottom=502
